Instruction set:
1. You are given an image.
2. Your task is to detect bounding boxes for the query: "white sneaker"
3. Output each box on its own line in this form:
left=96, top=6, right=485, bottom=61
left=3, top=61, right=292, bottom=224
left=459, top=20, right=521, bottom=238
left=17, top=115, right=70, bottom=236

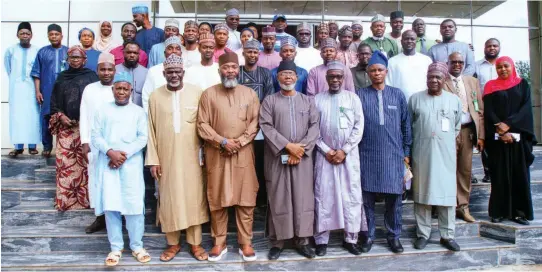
left=239, top=248, right=257, bottom=262
left=208, top=247, right=228, bottom=262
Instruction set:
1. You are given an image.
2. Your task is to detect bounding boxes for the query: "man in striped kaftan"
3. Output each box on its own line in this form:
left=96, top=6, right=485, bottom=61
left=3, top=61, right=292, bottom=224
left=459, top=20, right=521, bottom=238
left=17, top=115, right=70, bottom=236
left=356, top=51, right=412, bottom=254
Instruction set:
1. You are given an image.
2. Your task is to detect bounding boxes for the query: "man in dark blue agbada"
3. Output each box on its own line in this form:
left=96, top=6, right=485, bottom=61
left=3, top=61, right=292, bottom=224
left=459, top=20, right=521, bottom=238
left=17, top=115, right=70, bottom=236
left=356, top=51, right=412, bottom=254
left=31, top=23, right=68, bottom=157
left=132, top=5, right=164, bottom=54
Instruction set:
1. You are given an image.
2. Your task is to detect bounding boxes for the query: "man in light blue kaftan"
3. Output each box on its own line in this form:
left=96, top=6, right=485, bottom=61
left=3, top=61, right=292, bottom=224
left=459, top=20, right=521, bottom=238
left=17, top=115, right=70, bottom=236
left=4, top=22, right=40, bottom=154
left=31, top=24, right=68, bottom=155
left=91, top=71, right=150, bottom=263
left=147, top=19, right=179, bottom=68
left=314, top=61, right=367, bottom=256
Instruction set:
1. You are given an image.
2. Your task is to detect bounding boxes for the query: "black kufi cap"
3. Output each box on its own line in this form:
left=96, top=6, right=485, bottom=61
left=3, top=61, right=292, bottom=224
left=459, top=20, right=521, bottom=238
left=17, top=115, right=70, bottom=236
left=390, top=11, right=404, bottom=20
left=47, top=23, right=62, bottom=33
left=17, top=22, right=32, bottom=33
left=277, top=60, right=297, bottom=74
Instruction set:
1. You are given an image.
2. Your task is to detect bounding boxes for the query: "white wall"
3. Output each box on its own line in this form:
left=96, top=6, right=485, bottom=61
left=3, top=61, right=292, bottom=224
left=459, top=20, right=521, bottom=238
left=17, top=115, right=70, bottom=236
left=1, top=0, right=151, bottom=148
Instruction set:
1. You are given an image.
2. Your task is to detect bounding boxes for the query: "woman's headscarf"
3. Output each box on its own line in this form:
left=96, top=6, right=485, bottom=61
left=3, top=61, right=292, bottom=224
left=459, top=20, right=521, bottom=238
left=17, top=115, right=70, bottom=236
left=78, top=27, right=95, bottom=40
left=240, top=28, right=254, bottom=37
left=93, top=20, right=121, bottom=52
left=483, top=56, right=522, bottom=97
left=67, top=45, right=87, bottom=59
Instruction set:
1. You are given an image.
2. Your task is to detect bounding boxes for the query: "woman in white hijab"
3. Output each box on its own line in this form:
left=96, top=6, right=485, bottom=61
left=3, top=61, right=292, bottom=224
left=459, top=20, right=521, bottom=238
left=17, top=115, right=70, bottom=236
left=93, top=20, right=121, bottom=53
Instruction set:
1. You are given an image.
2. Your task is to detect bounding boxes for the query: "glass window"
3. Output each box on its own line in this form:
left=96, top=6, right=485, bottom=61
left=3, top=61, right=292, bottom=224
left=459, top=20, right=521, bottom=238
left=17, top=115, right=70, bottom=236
left=472, top=0, right=529, bottom=27
left=472, top=26, right=530, bottom=63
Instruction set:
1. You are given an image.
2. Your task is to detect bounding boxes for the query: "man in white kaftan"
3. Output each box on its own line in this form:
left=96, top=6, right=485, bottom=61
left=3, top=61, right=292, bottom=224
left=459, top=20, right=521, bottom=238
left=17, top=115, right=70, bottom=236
left=183, top=32, right=222, bottom=91
left=295, top=22, right=323, bottom=72
left=91, top=71, right=150, bottom=265
left=313, top=61, right=367, bottom=256
left=142, top=36, right=182, bottom=113
left=79, top=52, right=116, bottom=233
left=386, top=30, right=432, bottom=101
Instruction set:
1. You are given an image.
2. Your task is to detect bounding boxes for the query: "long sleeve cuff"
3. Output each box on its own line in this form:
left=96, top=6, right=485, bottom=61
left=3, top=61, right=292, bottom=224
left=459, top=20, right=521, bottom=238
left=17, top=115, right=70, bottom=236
left=341, top=143, right=355, bottom=154
left=318, top=142, right=332, bottom=155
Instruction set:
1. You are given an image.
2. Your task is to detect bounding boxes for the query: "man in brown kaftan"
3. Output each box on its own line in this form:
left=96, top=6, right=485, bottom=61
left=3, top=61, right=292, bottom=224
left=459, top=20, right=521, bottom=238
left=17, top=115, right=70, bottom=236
left=197, top=52, right=260, bottom=262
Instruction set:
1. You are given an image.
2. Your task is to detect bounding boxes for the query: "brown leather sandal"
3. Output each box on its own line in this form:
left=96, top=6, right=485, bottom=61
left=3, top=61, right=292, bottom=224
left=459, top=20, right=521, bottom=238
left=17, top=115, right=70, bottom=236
left=190, top=245, right=208, bottom=261
left=8, top=149, right=23, bottom=157
left=160, top=244, right=181, bottom=262
left=28, top=148, right=39, bottom=155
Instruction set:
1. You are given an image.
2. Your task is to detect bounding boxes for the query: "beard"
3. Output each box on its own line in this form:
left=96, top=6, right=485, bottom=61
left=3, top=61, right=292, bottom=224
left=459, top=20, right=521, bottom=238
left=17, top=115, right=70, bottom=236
left=124, top=59, right=138, bottom=68
left=279, top=83, right=296, bottom=91
left=353, top=34, right=361, bottom=40
left=168, top=81, right=181, bottom=88
left=221, top=77, right=238, bottom=89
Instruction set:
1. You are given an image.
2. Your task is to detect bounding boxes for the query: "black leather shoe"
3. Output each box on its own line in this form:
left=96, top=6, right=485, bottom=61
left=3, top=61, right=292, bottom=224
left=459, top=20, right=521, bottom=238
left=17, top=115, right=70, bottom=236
left=491, top=217, right=504, bottom=223
left=387, top=239, right=404, bottom=253
left=414, top=237, right=428, bottom=250
left=268, top=247, right=283, bottom=260
left=296, top=245, right=315, bottom=259
left=342, top=242, right=362, bottom=255
left=482, top=175, right=491, bottom=183
left=440, top=238, right=461, bottom=251
left=85, top=215, right=106, bottom=234
left=360, top=239, right=373, bottom=253
left=315, top=244, right=327, bottom=256
left=512, top=217, right=530, bottom=225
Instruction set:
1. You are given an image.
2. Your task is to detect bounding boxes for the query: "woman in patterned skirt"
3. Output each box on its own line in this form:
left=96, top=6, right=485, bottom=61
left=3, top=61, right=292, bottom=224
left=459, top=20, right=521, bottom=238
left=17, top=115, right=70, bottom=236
left=49, top=45, right=98, bottom=211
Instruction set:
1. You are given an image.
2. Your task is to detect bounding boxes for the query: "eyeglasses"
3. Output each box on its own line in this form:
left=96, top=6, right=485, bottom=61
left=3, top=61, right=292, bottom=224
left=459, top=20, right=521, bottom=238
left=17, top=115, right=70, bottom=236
left=326, top=75, right=344, bottom=79
left=279, top=71, right=296, bottom=77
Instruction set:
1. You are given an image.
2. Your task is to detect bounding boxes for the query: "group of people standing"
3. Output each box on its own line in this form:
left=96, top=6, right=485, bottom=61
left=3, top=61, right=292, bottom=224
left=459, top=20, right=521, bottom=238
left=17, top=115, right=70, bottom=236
left=3, top=5, right=536, bottom=267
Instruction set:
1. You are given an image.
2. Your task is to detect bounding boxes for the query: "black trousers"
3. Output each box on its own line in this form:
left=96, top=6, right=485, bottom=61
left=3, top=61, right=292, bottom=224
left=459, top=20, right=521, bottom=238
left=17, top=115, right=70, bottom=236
left=254, top=140, right=267, bottom=206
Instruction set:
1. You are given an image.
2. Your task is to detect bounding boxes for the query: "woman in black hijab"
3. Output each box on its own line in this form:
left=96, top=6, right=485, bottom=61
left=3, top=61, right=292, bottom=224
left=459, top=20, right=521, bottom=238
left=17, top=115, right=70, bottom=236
left=49, top=45, right=98, bottom=211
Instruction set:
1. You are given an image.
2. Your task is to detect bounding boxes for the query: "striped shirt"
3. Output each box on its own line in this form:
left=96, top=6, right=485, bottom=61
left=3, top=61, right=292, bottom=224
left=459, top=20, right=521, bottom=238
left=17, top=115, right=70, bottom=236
left=356, top=85, right=412, bottom=194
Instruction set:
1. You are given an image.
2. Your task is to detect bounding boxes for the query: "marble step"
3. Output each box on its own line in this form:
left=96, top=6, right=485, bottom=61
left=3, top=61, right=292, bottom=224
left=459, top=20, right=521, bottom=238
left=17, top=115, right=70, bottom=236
left=33, top=166, right=57, bottom=182
left=0, top=215, right=480, bottom=253
left=0, top=180, right=158, bottom=210
left=5, top=179, right=540, bottom=209
left=1, top=201, right=266, bottom=229
left=1, top=198, right=422, bottom=226
left=468, top=181, right=542, bottom=214
left=478, top=211, right=542, bottom=243
left=476, top=211, right=542, bottom=266
left=0, top=236, right=515, bottom=271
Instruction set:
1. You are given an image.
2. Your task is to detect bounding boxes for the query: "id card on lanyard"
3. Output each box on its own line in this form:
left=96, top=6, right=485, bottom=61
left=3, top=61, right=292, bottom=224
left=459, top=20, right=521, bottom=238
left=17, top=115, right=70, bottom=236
left=472, top=91, right=480, bottom=112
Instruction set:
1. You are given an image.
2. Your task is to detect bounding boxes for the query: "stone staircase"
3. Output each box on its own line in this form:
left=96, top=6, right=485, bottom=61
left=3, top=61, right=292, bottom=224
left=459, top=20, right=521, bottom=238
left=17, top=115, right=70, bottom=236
left=2, top=152, right=542, bottom=271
